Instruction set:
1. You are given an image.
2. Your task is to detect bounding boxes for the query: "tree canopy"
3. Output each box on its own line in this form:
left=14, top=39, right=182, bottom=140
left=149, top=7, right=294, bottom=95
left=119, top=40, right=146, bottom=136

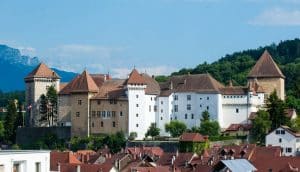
left=251, top=110, right=271, bottom=144
left=145, top=123, right=160, bottom=139
left=165, top=120, right=187, bottom=137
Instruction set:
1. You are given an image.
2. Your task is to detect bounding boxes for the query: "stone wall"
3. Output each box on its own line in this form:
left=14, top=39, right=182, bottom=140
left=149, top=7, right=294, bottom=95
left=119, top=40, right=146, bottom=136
left=16, top=126, right=71, bottom=146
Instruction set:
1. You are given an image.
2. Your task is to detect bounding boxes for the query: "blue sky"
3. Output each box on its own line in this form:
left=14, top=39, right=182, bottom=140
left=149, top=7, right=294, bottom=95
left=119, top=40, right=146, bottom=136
left=0, top=0, right=300, bottom=78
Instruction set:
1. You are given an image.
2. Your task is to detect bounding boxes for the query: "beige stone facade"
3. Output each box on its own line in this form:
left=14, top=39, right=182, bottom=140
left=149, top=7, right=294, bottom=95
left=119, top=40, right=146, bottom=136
left=90, top=99, right=128, bottom=135
left=248, top=77, right=285, bottom=100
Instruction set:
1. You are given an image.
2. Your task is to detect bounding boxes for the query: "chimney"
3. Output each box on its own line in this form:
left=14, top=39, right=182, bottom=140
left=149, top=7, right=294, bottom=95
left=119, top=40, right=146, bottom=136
left=152, top=75, right=155, bottom=79
left=114, top=159, right=119, bottom=169
left=58, top=163, right=60, bottom=172
left=229, top=80, right=233, bottom=87
left=76, top=165, right=80, bottom=172
left=170, top=81, right=173, bottom=90
left=176, top=149, right=179, bottom=157
left=185, top=160, right=188, bottom=167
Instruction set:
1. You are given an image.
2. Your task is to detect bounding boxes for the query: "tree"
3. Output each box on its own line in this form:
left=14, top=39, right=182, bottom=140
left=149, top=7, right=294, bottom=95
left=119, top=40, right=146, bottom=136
left=251, top=110, right=271, bottom=144
left=267, top=91, right=289, bottom=130
left=4, top=100, right=17, bottom=143
left=165, top=120, right=187, bottom=137
left=39, top=94, right=49, bottom=126
left=145, top=123, right=160, bottom=139
left=199, top=110, right=220, bottom=137
left=291, top=117, right=300, bottom=132
left=46, top=86, right=58, bottom=126
left=0, top=121, right=4, bottom=142
left=128, top=132, right=137, bottom=141
left=201, top=110, right=210, bottom=122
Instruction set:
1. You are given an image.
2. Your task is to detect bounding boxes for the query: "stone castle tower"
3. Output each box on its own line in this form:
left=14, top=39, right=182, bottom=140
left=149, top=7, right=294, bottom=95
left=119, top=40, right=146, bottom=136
left=247, top=50, right=285, bottom=100
left=24, top=63, right=60, bottom=126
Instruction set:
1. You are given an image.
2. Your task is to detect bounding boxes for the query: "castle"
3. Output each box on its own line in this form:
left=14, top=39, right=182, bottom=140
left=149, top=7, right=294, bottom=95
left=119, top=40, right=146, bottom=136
left=25, top=50, right=285, bottom=139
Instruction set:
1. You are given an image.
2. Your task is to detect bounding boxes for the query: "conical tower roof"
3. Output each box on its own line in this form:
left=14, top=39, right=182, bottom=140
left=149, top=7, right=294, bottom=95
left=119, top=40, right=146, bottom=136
left=248, top=50, right=285, bottom=78
left=126, top=69, right=146, bottom=85
left=25, top=63, right=60, bottom=79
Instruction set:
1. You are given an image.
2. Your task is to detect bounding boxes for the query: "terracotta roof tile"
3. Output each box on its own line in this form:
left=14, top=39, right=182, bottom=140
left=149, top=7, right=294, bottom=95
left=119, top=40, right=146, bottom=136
left=92, top=79, right=127, bottom=99
left=50, top=151, right=81, bottom=171
left=141, top=73, right=160, bottom=95
left=179, top=133, right=207, bottom=142
left=248, top=50, right=285, bottom=78
left=126, top=69, right=146, bottom=85
left=25, top=63, right=60, bottom=79
left=224, top=124, right=252, bottom=132
left=220, top=87, right=248, bottom=95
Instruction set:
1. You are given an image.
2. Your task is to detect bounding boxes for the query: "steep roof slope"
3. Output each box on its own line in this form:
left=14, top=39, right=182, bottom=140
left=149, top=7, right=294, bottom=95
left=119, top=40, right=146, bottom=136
left=126, top=69, right=146, bottom=85
left=248, top=50, right=285, bottom=78
left=25, top=63, right=60, bottom=79
left=141, top=73, right=160, bottom=95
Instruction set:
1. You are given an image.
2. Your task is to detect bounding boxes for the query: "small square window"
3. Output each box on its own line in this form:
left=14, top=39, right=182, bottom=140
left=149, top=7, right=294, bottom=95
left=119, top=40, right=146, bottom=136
left=279, top=138, right=282, bottom=143
left=101, top=121, right=103, bottom=127
left=136, top=124, right=139, bottom=127
left=112, top=121, right=116, bottom=127
left=92, top=122, right=94, bottom=127
left=76, top=112, right=80, bottom=117
left=185, top=114, right=188, bottom=119
left=97, top=111, right=101, bottom=117
left=207, top=106, right=209, bottom=110
left=276, top=130, right=280, bottom=134
left=78, top=100, right=82, bottom=105
left=174, top=95, right=178, bottom=100
left=136, top=104, right=139, bottom=107
left=207, top=97, right=209, bottom=100
left=281, top=130, right=285, bottom=134
left=136, top=95, right=139, bottom=98
left=161, top=117, right=163, bottom=120
left=236, top=108, right=239, bottom=113
left=136, top=114, right=139, bottom=117
left=187, top=95, right=191, bottom=101
left=97, top=100, right=101, bottom=105
left=187, top=104, right=191, bottom=110
left=191, top=114, right=194, bottom=119
left=161, top=109, right=163, bottom=113
left=161, top=101, right=163, bottom=105
left=120, top=111, right=123, bottom=116
left=174, top=105, right=178, bottom=112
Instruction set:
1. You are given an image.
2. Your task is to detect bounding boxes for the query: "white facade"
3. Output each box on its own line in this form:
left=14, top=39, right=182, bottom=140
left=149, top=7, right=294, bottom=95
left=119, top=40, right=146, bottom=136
left=127, top=84, right=156, bottom=140
left=0, top=150, right=50, bottom=172
left=266, top=126, right=300, bottom=156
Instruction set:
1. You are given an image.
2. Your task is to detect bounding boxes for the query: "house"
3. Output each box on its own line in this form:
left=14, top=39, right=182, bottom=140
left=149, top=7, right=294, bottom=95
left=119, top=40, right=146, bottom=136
left=179, top=133, right=208, bottom=153
left=0, top=150, right=50, bottom=172
left=223, top=124, right=252, bottom=136
left=213, top=159, right=257, bottom=172
left=266, top=125, right=300, bottom=156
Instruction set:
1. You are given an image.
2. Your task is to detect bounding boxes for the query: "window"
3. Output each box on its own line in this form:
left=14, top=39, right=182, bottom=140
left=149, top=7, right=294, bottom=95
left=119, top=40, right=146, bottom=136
left=191, top=114, right=194, bottom=119
left=279, top=138, right=282, bottom=143
left=200, top=104, right=202, bottom=108
left=175, top=116, right=177, bottom=120
left=107, top=111, right=111, bottom=118
left=92, top=111, right=96, bottom=117
left=46, top=85, right=50, bottom=90
left=207, top=97, right=209, bottom=100
left=35, top=162, right=41, bottom=172
left=101, top=111, right=106, bottom=118
left=136, top=94, right=139, bottom=98
left=112, top=111, right=116, bottom=117
left=161, top=109, right=163, bottom=113
left=161, top=117, right=163, bottom=120
left=136, top=104, right=139, bottom=107
left=120, top=111, right=123, bottom=116
left=110, top=99, right=117, bottom=104
left=174, top=105, right=178, bottom=112
left=154, top=105, right=157, bottom=112
left=112, top=121, right=116, bottom=127
left=174, top=95, right=178, bottom=100
left=136, top=124, right=139, bottom=127
left=276, top=130, right=280, bottom=134
left=97, top=111, right=101, bottom=117
left=187, top=95, right=191, bottom=101
left=78, top=100, right=82, bottom=105
left=187, top=104, right=191, bottom=110
left=149, top=105, right=151, bottom=112
left=136, top=113, right=139, bottom=117
left=281, top=130, right=285, bottom=134
left=97, top=100, right=101, bottom=105
left=207, top=106, right=209, bottom=110
left=286, top=147, right=292, bottom=153
left=236, top=108, right=239, bottom=113
left=76, top=112, right=80, bottom=117
left=92, top=122, right=94, bottom=127
left=185, top=114, right=188, bottom=119
left=13, top=163, right=20, bottom=172
left=200, top=97, right=202, bottom=100
left=151, top=97, right=153, bottom=101
left=101, top=121, right=103, bottom=127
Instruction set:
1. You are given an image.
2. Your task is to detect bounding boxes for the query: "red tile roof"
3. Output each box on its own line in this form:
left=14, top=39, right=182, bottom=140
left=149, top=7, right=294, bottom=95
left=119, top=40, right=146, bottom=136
left=224, top=124, right=252, bottom=132
left=25, top=63, right=60, bottom=79
left=141, top=73, right=160, bottom=95
left=50, top=151, right=81, bottom=171
left=127, top=146, right=164, bottom=157
left=179, top=133, right=207, bottom=142
left=248, top=50, right=285, bottom=78
left=126, top=69, right=146, bottom=85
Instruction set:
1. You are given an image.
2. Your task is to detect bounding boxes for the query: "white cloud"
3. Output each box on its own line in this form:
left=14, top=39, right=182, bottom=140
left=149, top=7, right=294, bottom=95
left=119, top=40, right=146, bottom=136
left=112, top=66, right=177, bottom=78
left=17, top=46, right=37, bottom=56
left=249, top=8, right=300, bottom=26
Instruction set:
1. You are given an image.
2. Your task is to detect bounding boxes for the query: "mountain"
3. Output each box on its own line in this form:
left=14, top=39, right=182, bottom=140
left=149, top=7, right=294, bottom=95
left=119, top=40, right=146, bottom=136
left=0, top=44, right=77, bottom=92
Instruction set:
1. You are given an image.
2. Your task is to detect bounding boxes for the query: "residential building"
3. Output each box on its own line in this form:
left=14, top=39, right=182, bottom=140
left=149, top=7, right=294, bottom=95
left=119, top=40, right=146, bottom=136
left=266, top=125, right=300, bottom=156
left=0, top=150, right=50, bottom=172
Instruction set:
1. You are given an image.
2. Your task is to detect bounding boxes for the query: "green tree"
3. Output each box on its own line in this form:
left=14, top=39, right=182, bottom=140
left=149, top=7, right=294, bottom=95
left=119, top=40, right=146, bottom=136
left=251, top=110, right=271, bottom=144
left=291, top=117, right=300, bottom=132
left=128, top=132, right=137, bottom=141
left=199, top=110, right=220, bottom=137
left=145, top=123, right=160, bottom=139
left=0, top=121, right=4, bottom=142
left=104, top=131, right=126, bottom=153
left=39, top=94, right=49, bottom=125
left=165, top=120, right=187, bottom=137
left=46, top=86, right=58, bottom=126
left=267, top=91, right=289, bottom=130
left=4, top=100, right=17, bottom=143
left=201, top=110, right=210, bottom=122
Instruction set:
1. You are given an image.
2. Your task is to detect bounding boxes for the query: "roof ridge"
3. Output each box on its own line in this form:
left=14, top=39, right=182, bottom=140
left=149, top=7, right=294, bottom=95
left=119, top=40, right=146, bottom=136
left=25, top=63, right=60, bottom=79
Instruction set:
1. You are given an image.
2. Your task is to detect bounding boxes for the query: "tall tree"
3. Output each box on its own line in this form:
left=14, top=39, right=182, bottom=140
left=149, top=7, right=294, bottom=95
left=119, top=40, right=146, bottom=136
left=199, top=110, right=220, bottom=137
left=39, top=94, right=49, bottom=126
left=267, top=91, right=289, bottom=130
left=165, top=120, right=187, bottom=137
left=251, top=110, right=271, bottom=144
left=4, top=100, right=17, bottom=143
left=46, top=86, right=58, bottom=126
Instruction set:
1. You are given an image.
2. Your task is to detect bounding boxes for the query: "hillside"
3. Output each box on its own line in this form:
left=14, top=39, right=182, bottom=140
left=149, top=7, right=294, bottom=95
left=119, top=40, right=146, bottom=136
left=170, top=39, right=300, bottom=99
left=0, top=45, right=77, bottom=92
